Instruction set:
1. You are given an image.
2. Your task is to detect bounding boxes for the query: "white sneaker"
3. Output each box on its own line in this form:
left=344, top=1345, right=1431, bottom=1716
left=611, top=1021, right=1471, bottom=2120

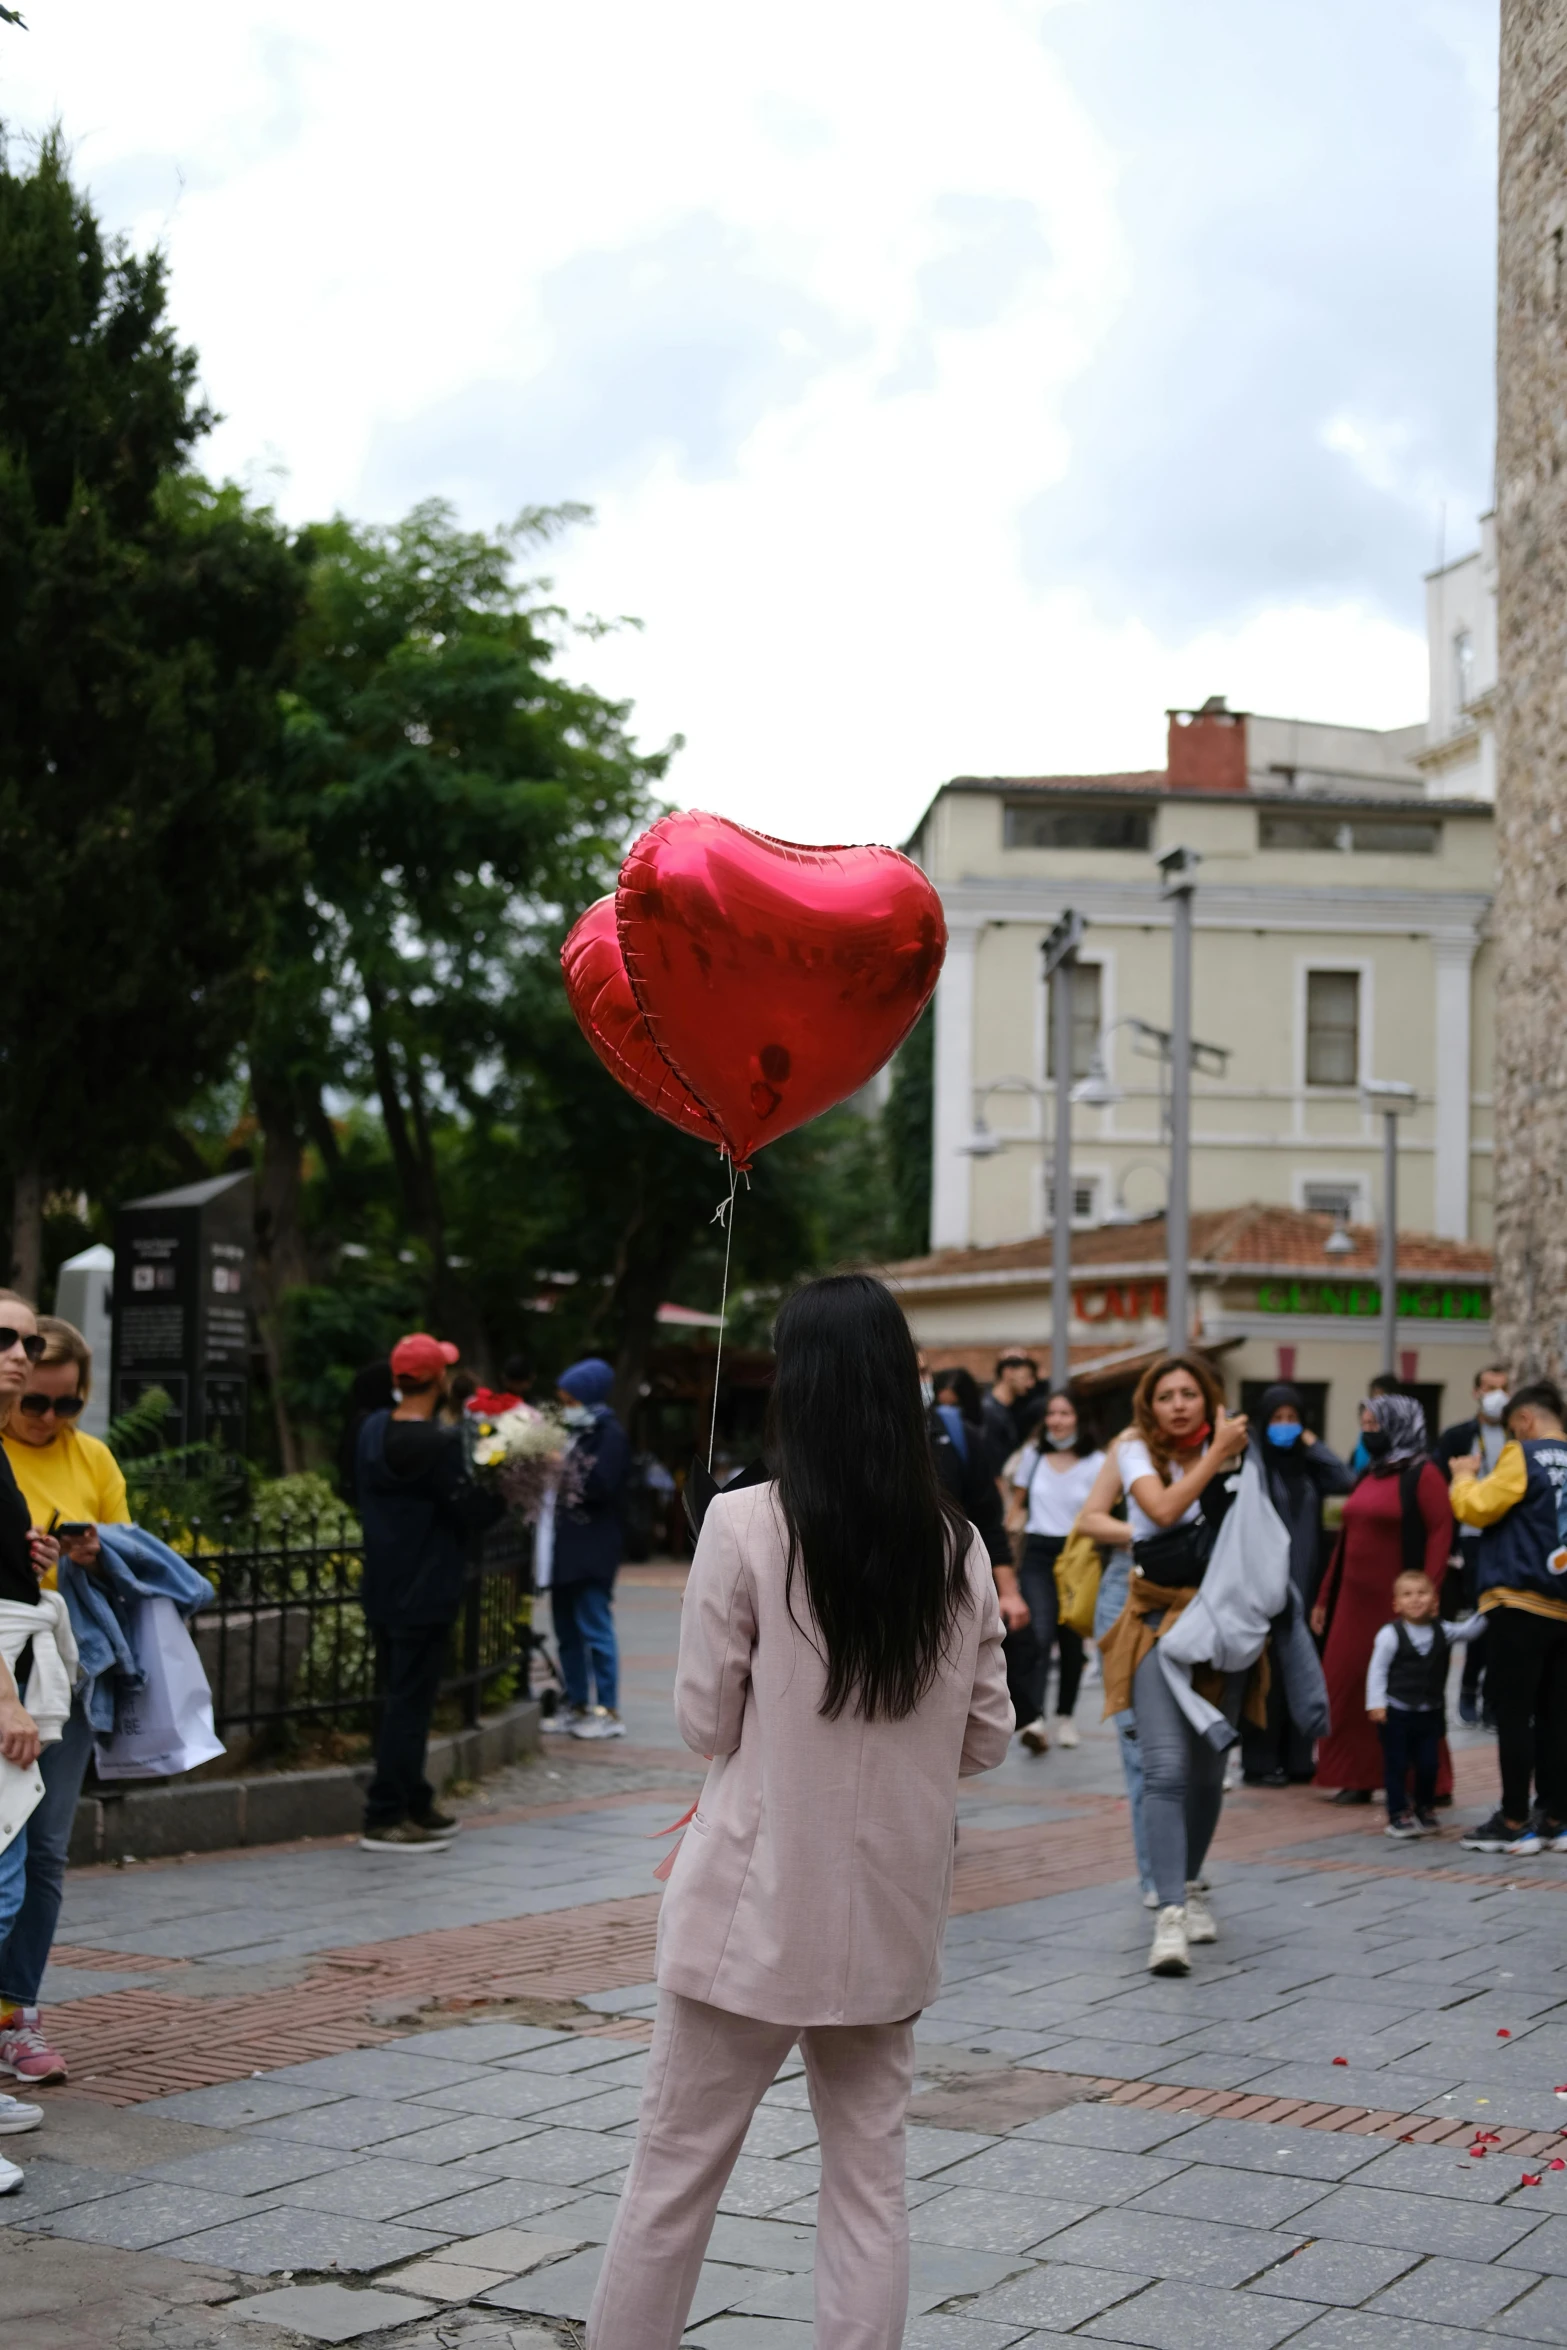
left=1148, top=1905, right=1190, bottom=1975
left=570, top=1708, right=627, bottom=1740
left=1143, top=1886, right=1161, bottom=1909
left=0, top=2093, right=42, bottom=2135
left=0, top=2152, right=22, bottom=2193
left=1019, top=1717, right=1050, bottom=1755
left=1054, top=1716, right=1080, bottom=1749
left=1183, top=1881, right=1217, bottom=1943
left=540, top=1706, right=581, bottom=1735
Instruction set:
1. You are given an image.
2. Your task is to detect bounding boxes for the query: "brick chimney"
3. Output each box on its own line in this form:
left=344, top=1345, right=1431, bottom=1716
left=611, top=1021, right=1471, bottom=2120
left=1166, top=695, right=1249, bottom=791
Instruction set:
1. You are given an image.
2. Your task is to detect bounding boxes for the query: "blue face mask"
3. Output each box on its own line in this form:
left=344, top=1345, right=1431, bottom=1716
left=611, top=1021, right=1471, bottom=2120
left=1267, top=1421, right=1303, bottom=1448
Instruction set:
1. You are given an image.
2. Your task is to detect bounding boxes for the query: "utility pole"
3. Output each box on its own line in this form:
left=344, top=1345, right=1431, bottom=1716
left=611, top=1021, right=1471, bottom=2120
left=1363, top=1079, right=1418, bottom=1381
left=1043, top=910, right=1085, bottom=1391
left=1158, top=848, right=1200, bottom=1353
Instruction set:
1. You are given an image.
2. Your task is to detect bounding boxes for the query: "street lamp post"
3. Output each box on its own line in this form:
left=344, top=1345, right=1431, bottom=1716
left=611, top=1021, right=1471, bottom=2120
left=1043, top=910, right=1086, bottom=1392
left=1362, top=1079, right=1418, bottom=1380
left=1158, top=847, right=1201, bottom=1354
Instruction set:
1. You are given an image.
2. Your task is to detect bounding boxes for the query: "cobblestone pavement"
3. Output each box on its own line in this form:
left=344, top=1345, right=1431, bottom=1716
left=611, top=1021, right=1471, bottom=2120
left=7, top=1569, right=1567, bottom=2348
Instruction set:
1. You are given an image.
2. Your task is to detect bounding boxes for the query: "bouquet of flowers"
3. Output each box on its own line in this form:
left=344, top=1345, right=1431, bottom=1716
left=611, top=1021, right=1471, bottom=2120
left=463, top=1390, right=581, bottom=1525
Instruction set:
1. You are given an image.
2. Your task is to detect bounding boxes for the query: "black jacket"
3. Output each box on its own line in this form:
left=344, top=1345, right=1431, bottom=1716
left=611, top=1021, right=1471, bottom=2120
left=552, top=1407, right=631, bottom=1589
left=929, top=1406, right=1010, bottom=1567
left=1261, top=1437, right=1355, bottom=1605
left=355, top=1410, right=502, bottom=1629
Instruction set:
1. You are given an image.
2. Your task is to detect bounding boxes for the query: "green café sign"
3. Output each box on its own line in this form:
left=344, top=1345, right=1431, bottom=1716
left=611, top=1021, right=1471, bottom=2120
left=1257, top=1280, right=1490, bottom=1321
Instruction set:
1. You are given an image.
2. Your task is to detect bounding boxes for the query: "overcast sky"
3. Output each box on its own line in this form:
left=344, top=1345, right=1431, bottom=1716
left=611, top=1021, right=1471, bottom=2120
left=4, top=0, right=1498, bottom=842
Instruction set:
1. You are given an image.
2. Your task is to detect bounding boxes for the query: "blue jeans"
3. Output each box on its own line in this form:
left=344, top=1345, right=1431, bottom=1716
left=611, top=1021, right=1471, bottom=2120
left=0, top=1698, right=93, bottom=2004
left=1133, top=1646, right=1248, bottom=1908
left=1095, top=1553, right=1154, bottom=1896
left=552, top=1581, right=619, bottom=1712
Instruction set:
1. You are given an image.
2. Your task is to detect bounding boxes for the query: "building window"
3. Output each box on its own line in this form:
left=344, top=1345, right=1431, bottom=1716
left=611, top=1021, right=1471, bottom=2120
left=1453, top=628, right=1475, bottom=716
left=1006, top=801, right=1152, bottom=850
left=1044, top=961, right=1103, bottom=1082
left=1305, top=971, right=1360, bottom=1087
left=1260, top=812, right=1440, bottom=855
left=1300, top=1178, right=1367, bottom=1223
left=1045, top=1175, right=1102, bottom=1226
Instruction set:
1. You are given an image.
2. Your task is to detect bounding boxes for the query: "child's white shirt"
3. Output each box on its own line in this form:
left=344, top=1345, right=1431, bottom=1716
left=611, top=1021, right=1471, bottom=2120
left=1366, top=1614, right=1487, bottom=1712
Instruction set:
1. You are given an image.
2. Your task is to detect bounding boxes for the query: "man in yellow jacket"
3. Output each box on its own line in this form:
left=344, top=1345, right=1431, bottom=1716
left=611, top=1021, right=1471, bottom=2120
left=1449, top=1379, right=1567, bottom=1856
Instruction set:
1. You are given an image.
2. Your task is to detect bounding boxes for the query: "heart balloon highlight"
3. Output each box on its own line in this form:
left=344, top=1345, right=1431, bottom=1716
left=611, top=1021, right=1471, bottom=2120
left=616, top=812, right=947, bottom=1167
left=561, top=894, right=727, bottom=1149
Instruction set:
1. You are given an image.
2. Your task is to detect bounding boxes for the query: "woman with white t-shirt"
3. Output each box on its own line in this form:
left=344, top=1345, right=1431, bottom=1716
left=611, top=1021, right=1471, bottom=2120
left=1005, top=1392, right=1108, bottom=1754
left=1084, top=1354, right=1249, bottom=1978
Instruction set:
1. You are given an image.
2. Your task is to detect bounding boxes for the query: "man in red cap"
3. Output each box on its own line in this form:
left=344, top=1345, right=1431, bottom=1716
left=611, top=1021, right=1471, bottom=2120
left=353, top=1333, right=501, bottom=1850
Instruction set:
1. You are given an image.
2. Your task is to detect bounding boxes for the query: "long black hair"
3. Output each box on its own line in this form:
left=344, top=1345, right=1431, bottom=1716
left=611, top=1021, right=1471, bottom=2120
left=767, top=1273, right=973, bottom=1722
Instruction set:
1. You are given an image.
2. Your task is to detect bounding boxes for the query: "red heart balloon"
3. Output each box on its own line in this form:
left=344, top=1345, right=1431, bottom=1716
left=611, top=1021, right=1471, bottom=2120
left=561, top=895, right=727, bottom=1149
left=616, top=811, right=946, bottom=1167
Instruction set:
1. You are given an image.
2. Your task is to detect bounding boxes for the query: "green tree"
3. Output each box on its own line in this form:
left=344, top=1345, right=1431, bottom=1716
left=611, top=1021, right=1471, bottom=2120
left=0, top=131, right=306, bottom=1290
left=247, top=500, right=670, bottom=1432
left=886, top=1005, right=934, bottom=1256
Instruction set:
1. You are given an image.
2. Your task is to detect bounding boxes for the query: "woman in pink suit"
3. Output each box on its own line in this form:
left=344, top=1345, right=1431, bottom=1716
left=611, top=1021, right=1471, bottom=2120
left=589, top=1273, right=1013, bottom=2350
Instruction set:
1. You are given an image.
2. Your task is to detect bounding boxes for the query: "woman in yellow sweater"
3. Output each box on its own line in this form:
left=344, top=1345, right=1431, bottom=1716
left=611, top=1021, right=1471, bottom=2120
left=0, top=1315, right=130, bottom=2087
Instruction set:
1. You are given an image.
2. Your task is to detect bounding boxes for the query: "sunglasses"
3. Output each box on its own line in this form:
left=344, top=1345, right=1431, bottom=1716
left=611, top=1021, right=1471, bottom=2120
left=19, top=1392, right=84, bottom=1419
left=0, top=1328, right=45, bottom=1363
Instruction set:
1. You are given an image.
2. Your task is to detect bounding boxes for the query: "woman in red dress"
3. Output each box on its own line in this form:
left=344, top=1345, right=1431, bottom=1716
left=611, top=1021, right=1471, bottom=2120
left=1312, top=1393, right=1455, bottom=1802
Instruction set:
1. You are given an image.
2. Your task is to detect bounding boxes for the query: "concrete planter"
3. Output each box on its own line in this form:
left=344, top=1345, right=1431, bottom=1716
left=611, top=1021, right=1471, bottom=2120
left=69, top=1697, right=541, bottom=1864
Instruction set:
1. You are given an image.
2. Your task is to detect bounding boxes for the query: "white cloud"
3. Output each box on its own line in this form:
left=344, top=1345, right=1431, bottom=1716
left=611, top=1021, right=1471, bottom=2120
left=4, top=0, right=1494, bottom=845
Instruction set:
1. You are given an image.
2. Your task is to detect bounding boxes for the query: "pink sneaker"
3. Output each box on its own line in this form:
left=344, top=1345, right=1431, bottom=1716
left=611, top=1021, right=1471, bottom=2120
left=0, top=2009, right=67, bottom=2085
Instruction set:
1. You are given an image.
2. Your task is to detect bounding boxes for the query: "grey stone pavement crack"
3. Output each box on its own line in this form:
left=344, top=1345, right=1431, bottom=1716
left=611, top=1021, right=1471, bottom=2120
left=6, top=1572, right=1567, bottom=2347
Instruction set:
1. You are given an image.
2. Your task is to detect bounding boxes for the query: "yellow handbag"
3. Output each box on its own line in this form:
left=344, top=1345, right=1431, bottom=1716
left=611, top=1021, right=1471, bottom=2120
left=1053, top=1522, right=1103, bottom=1639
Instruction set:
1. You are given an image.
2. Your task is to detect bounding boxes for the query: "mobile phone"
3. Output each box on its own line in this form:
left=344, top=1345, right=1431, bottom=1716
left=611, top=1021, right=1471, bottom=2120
left=54, top=1522, right=92, bottom=1538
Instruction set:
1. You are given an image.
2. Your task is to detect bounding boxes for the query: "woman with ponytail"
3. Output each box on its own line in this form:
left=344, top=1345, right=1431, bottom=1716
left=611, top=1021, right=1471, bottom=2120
left=588, top=1273, right=1012, bottom=2350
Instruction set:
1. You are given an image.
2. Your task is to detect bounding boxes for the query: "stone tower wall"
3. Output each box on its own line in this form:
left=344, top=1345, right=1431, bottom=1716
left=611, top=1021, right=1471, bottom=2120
left=1493, top=0, right=1567, bottom=1376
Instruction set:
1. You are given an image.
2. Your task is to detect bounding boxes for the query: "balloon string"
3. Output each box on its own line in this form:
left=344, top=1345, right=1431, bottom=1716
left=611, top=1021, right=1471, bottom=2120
left=708, top=1159, right=740, bottom=1471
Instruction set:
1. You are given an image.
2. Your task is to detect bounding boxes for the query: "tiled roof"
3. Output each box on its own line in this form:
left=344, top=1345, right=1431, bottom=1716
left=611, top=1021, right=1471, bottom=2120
left=880, top=1203, right=1492, bottom=1288
left=950, top=769, right=1167, bottom=794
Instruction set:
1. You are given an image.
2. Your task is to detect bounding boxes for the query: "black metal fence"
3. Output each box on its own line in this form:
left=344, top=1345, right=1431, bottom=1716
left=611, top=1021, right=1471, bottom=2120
left=160, top=1510, right=533, bottom=1747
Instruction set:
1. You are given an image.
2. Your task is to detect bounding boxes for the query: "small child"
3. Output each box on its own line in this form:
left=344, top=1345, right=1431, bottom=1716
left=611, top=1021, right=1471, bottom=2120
left=1366, top=1569, right=1488, bottom=1838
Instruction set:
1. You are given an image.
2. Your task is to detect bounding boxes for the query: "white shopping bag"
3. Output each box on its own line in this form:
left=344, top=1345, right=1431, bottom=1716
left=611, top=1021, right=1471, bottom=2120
left=93, top=1595, right=226, bottom=1779
left=1157, top=1447, right=1292, bottom=1748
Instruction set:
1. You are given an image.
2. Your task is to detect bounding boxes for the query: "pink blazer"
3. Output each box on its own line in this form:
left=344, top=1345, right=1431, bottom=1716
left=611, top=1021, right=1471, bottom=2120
left=655, top=1480, right=1013, bottom=2026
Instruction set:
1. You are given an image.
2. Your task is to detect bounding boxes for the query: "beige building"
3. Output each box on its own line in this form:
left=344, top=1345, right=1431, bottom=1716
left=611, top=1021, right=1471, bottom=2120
left=912, top=694, right=1496, bottom=1261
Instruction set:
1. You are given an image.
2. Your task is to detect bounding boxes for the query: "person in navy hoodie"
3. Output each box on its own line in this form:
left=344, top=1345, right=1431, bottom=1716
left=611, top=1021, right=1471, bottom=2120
left=546, top=1358, right=631, bottom=1741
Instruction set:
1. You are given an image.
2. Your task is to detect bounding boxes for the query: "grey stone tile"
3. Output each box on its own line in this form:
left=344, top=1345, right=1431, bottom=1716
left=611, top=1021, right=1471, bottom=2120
left=512, top=2189, right=625, bottom=2243
left=1249, top=2240, right=1422, bottom=2308
left=1082, top=2278, right=1325, bottom=2348
left=246, top=2097, right=462, bottom=2152
left=727, top=2244, right=1020, bottom=2322
left=159, top=2206, right=449, bottom=2275
left=716, top=2155, right=822, bottom=2217
left=1489, top=2275, right=1567, bottom=2341
left=522, top=2085, right=645, bottom=2131
left=702, top=2213, right=821, bottom=2271
left=901, top=2322, right=1034, bottom=2350
left=142, top=2140, right=343, bottom=2194
left=1308, top=2185, right=1542, bottom=2260
left=964, top=2264, right=1154, bottom=2332
left=903, top=2124, right=1001, bottom=2176
left=264, top=2049, right=493, bottom=2097
left=908, top=2187, right=1094, bottom=2253
left=480, top=2246, right=749, bottom=2324
left=1499, top=2218, right=1567, bottom=2275
left=411, top=2071, right=610, bottom=2121
left=1168, top=2118, right=1385, bottom=2182
left=737, top=2107, right=819, bottom=2159
left=365, top=2113, right=545, bottom=2165
left=936, top=2142, right=1184, bottom=2205
left=143, top=2079, right=344, bottom=2127
left=456, top=2127, right=629, bottom=2188
left=497, top=2037, right=642, bottom=2076
left=225, top=2283, right=436, bottom=2341
left=1281, top=2313, right=1503, bottom=2350
left=411, top=2177, right=580, bottom=2235
left=1036, top=2209, right=1304, bottom=2288
left=399, top=2023, right=569, bottom=2061
left=1016, top=2105, right=1207, bottom=2153
left=1350, top=2141, right=1530, bottom=2203
left=0, top=2159, right=138, bottom=2220
left=269, top=2157, right=505, bottom=2221
left=34, top=2182, right=252, bottom=2250
left=1368, top=2257, right=1540, bottom=2326
left=1127, top=2163, right=1331, bottom=2229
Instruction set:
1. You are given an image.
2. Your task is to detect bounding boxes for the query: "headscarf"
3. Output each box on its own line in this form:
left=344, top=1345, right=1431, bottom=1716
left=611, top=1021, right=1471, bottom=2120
left=557, top=1356, right=615, bottom=1408
left=1258, top=1382, right=1308, bottom=1481
left=1366, top=1390, right=1428, bottom=1470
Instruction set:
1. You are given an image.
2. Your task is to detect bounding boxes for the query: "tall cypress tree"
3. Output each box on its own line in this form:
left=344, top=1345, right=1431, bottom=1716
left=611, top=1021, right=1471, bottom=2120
left=0, top=130, right=306, bottom=1290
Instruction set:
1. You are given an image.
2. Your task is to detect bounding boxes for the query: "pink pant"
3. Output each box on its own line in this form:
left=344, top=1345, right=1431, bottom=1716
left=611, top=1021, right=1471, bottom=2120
left=588, top=1989, right=916, bottom=2350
